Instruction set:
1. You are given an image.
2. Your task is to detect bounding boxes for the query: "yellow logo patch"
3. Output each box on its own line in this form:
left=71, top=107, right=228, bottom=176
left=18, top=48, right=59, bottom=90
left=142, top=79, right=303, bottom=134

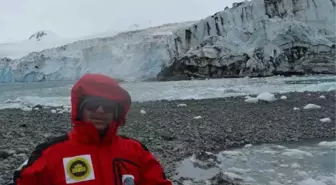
left=63, top=155, right=95, bottom=184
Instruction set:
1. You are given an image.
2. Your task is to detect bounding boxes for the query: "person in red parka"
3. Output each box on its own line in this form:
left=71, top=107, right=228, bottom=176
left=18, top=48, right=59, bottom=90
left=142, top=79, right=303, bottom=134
left=13, top=74, right=172, bottom=185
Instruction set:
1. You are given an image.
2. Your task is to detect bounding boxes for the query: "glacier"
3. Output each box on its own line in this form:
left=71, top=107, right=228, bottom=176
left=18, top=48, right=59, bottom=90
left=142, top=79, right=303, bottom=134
left=0, top=0, right=335, bottom=83
left=0, top=22, right=194, bottom=82
left=159, top=0, right=336, bottom=80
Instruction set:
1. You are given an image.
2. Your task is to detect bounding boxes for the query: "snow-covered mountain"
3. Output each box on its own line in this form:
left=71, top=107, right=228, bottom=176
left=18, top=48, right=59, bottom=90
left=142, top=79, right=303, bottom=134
left=0, top=22, right=194, bottom=82
left=29, top=30, right=59, bottom=42
left=0, top=0, right=335, bottom=83
left=0, top=32, right=78, bottom=60
left=0, top=28, right=125, bottom=60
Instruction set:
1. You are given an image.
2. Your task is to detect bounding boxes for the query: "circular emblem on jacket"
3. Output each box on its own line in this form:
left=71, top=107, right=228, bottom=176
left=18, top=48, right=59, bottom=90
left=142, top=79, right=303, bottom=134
left=66, top=157, right=91, bottom=180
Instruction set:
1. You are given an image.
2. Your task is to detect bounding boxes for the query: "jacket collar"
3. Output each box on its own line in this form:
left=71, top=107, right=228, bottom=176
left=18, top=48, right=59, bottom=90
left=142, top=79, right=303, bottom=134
left=69, top=120, right=119, bottom=145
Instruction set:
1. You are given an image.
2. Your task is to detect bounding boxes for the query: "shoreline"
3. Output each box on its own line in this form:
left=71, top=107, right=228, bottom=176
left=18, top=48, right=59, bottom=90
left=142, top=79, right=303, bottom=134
left=0, top=91, right=335, bottom=184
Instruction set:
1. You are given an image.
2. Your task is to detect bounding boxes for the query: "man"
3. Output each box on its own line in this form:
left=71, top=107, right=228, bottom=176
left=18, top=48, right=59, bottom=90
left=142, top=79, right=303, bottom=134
left=13, top=74, right=172, bottom=185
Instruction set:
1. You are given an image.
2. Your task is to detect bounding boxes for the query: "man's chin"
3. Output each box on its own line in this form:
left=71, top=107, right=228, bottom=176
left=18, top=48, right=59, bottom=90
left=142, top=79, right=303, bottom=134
left=90, top=121, right=108, bottom=129
left=95, top=125, right=109, bottom=133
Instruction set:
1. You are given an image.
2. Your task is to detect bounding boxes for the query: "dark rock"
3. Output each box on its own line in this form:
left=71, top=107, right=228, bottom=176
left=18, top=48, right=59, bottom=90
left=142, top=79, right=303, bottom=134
left=210, top=172, right=243, bottom=185
left=32, top=104, right=43, bottom=109
left=19, top=124, right=27, bottom=128
left=155, top=130, right=176, bottom=141
left=0, top=150, right=10, bottom=159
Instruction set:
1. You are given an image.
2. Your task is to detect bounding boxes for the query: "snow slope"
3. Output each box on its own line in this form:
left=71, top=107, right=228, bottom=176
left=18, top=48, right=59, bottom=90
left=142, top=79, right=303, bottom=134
left=0, top=0, right=335, bottom=82
left=0, top=28, right=130, bottom=60
left=159, top=0, right=336, bottom=79
left=0, top=37, right=78, bottom=60
left=0, top=22, right=194, bottom=82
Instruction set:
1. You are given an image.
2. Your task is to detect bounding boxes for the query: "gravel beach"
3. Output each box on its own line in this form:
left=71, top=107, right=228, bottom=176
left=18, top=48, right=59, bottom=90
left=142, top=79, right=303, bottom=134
left=0, top=91, right=335, bottom=184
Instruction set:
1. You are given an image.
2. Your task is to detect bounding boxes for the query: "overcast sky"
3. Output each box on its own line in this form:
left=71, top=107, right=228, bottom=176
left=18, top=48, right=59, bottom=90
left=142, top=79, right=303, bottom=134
left=0, top=0, right=237, bottom=43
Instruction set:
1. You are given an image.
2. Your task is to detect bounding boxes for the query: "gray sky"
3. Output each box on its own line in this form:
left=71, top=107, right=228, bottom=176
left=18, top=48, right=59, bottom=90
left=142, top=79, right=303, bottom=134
left=0, top=0, right=236, bottom=43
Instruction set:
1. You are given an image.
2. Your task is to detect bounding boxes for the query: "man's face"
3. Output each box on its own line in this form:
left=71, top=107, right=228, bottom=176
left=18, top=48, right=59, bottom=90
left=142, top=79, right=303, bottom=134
left=82, top=100, right=116, bottom=132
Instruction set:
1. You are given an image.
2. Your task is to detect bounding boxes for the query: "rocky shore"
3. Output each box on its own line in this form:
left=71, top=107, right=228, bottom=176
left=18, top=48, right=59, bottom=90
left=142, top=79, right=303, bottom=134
left=0, top=91, right=335, bottom=185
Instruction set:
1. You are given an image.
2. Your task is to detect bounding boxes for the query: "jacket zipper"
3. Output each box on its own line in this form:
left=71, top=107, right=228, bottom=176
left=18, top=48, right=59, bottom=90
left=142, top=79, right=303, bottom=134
left=116, top=163, right=123, bottom=185
left=112, top=160, right=120, bottom=185
left=112, top=159, right=140, bottom=185
left=96, top=138, right=105, bottom=185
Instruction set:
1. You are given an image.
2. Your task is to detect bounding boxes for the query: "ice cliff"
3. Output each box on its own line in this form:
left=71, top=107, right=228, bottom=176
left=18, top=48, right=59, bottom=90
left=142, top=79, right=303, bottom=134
left=0, top=0, right=335, bottom=82
left=158, top=0, right=336, bottom=80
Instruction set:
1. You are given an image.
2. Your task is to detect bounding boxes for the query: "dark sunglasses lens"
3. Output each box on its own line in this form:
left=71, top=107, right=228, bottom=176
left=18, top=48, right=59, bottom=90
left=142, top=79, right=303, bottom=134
left=102, top=104, right=117, bottom=112
left=85, top=101, right=116, bottom=113
left=85, top=103, right=99, bottom=111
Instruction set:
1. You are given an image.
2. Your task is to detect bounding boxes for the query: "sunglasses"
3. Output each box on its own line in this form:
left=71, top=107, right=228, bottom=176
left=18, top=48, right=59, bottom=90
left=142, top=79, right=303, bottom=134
left=83, top=100, right=118, bottom=113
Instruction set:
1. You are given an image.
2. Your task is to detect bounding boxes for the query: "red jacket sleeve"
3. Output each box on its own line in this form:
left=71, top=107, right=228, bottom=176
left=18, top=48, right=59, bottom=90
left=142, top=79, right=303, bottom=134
left=139, top=145, right=172, bottom=185
left=13, top=144, right=50, bottom=185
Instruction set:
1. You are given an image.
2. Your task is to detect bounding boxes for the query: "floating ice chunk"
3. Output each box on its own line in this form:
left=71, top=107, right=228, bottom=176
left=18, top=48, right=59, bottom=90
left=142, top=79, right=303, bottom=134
left=227, top=167, right=251, bottom=174
left=279, top=164, right=289, bottom=168
left=221, top=150, right=243, bottom=156
left=280, top=95, right=287, bottom=100
left=282, top=149, right=313, bottom=158
left=257, top=92, right=277, bottom=102
left=298, top=178, right=327, bottom=185
left=318, top=141, right=336, bottom=148
left=223, top=172, right=243, bottom=180
left=269, top=181, right=283, bottom=185
left=290, top=162, right=301, bottom=169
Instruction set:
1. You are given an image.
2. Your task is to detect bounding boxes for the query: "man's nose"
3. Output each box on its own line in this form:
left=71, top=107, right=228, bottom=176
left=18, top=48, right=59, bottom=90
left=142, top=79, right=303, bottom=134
left=95, top=105, right=105, bottom=113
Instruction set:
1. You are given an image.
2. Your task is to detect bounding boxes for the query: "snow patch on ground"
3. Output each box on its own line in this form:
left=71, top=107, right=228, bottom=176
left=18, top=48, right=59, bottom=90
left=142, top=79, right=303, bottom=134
left=320, top=117, right=332, bottom=123
left=303, top=104, right=322, bottom=109
left=245, top=92, right=277, bottom=103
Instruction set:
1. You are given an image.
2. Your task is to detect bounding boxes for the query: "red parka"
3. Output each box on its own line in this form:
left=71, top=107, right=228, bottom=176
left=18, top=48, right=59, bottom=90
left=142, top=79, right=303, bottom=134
left=13, top=74, right=172, bottom=185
